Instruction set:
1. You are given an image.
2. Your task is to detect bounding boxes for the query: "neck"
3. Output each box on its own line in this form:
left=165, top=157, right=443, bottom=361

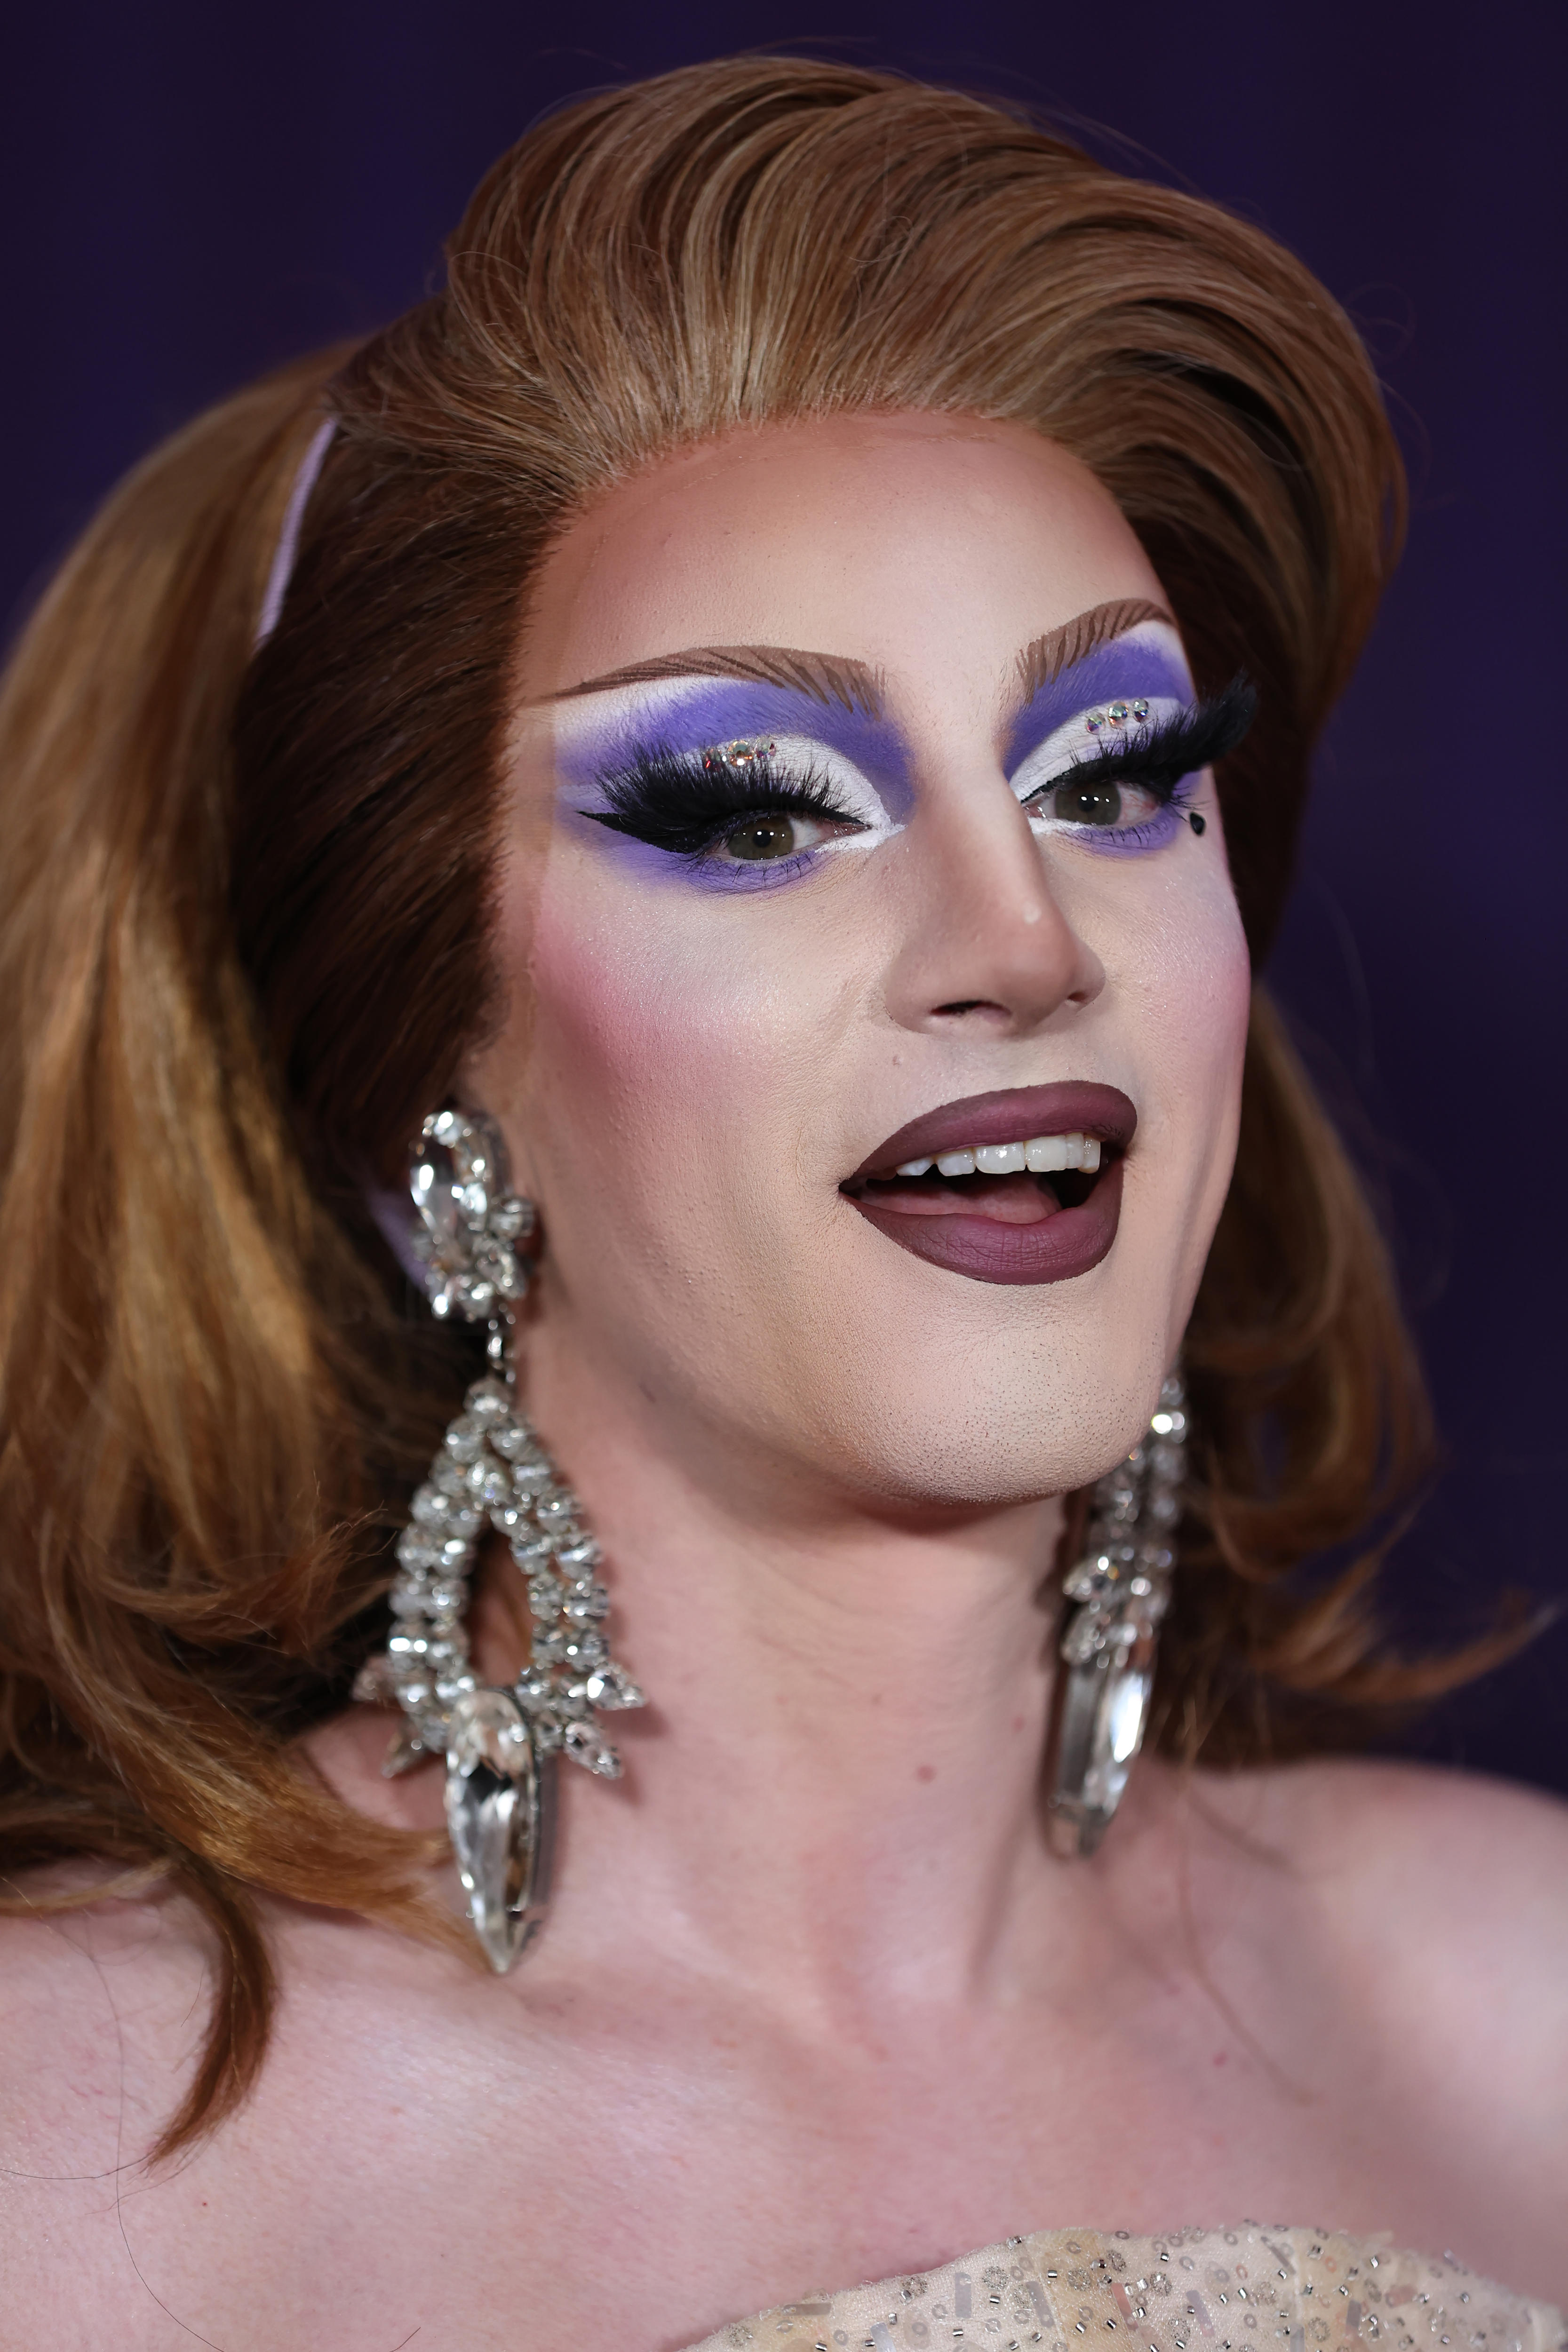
left=475, top=1326, right=1079, bottom=2020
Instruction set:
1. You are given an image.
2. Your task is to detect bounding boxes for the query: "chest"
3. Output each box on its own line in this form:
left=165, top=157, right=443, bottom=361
left=44, top=1969, right=1421, bottom=2352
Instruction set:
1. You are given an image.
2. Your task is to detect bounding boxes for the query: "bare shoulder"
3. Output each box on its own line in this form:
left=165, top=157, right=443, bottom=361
left=1215, top=1754, right=1568, bottom=2170
left=1269, top=1750, right=1568, bottom=1937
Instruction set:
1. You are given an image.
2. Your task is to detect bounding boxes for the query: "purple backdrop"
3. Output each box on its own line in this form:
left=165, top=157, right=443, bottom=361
left=5, top=2, right=1564, bottom=1792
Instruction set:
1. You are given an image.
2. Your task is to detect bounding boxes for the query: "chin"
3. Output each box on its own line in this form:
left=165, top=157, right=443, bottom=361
left=676, top=1256, right=1180, bottom=1514
left=781, top=1206, right=1195, bottom=1505
left=803, top=1346, right=1173, bottom=1511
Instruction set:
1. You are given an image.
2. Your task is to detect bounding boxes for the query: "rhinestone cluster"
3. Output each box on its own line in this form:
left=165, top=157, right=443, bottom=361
left=1084, top=697, right=1150, bottom=733
left=1059, top=1374, right=1186, bottom=1670
left=701, top=737, right=777, bottom=771
left=355, top=1375, right=645, bottom=1778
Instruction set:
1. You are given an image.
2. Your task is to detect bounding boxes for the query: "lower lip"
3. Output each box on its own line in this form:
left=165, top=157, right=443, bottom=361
left=847, top=1157, right=1124, bottom=1287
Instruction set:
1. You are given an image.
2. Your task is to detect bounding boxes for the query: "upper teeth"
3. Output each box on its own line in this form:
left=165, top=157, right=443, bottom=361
left=894, top=1132, right=1103, bottom=1178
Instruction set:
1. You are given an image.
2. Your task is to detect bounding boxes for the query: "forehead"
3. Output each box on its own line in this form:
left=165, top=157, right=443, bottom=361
left=517, top=412, right=1167, bottom=707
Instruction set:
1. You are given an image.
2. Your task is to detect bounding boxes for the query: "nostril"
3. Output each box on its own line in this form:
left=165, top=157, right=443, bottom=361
left=933, top=998, right=1008, bottom=1017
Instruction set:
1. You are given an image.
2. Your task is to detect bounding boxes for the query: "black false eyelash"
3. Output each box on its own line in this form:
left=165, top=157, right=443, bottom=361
left=580, top=744, right=859, bottom=858
left=1027, top=672, right=1258, bottom=809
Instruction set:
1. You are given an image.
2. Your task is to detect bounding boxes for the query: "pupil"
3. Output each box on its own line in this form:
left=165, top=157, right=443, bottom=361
left=1055, top=779, right=1123, bottom=827
left=724, top=815, right=796, bottom=861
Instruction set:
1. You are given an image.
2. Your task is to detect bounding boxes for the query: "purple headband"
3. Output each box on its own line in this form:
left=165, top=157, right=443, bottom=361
left=367, top=1183, right=436, bottom=1288
left=253, top=416, right=336, bottom=649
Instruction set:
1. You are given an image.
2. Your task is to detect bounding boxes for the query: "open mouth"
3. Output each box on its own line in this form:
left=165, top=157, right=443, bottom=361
left=841, top=1082, right=1135, bottom=1287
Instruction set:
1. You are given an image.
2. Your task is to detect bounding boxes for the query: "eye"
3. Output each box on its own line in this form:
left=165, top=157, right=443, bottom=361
left=575, top=730, right=889, bottom=874
left=1051, top=776, right=1122, bottom=828
left=1009, top=675, right=1256, bottom=852
left=710, top=810, right=846, bottom=864
left=1011, top=692, right=1191, bottom=834
left=1036, top=775, right=1164, bottom=831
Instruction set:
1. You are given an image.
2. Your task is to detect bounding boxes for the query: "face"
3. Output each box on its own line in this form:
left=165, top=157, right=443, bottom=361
left=469, top=414, right=1251, bottom=1512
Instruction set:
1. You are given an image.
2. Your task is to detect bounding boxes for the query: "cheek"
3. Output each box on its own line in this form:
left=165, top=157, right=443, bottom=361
left=1116, top=858, right=1252, bottom=1271
left=1146, top=885, right=1251, bottom=1115
left=529, top=892, right=719, bottom=1171
left=1054, top=837, right=1250, bottom=1323
left=515, top=855, right=835, bottom=1274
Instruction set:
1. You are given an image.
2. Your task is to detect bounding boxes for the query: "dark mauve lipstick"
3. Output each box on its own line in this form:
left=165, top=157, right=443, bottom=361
left=844, top=1082, right=1135, bottom=1287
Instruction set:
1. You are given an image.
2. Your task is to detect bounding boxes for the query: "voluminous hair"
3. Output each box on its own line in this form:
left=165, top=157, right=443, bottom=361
left=0, top=54, right=1478, bottom=2153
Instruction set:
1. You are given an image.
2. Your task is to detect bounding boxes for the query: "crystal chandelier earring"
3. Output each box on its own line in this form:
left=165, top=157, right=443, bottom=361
left=1046, top=1373, right=1186, bottom=1858
left=354, top=1107, right=646, bottom=1971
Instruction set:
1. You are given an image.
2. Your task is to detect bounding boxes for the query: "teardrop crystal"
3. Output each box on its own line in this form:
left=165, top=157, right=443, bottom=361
left=580, top=1661, right=646, bottom=1712
left=444, top=1688, right=543, bottom=1972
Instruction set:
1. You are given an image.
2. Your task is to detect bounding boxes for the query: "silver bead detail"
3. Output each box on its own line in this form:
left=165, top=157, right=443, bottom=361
left=353, top=1373, right=645, bottom=1782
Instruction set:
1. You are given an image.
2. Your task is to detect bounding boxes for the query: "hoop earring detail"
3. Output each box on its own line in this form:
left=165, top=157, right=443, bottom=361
left=354, top=1108, right=646, bottom=1971
left=1046, top=1373, right=1186, bottom=1858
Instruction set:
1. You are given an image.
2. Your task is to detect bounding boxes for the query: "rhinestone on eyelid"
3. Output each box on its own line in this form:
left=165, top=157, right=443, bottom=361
left=1084, top=710, right=1106, bottom=732
left=702, top=737, right=777, bottom=771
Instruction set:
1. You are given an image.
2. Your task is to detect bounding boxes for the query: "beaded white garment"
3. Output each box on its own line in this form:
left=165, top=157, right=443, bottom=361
left=681, top=2225, right=1565, bottom=2352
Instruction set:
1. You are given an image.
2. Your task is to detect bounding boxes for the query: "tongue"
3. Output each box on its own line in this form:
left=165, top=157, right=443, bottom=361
left=859, top=1174, right=1062, bottom=1225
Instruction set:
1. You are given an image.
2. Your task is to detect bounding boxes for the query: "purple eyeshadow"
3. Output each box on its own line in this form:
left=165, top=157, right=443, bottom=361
left=558, top=678, right=914, bottom=816
left=1004, top=638, right=1194, bottom=774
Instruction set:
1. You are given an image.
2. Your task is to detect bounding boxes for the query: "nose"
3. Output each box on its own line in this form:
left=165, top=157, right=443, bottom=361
left=882, top=764, right=1105, bottom=1038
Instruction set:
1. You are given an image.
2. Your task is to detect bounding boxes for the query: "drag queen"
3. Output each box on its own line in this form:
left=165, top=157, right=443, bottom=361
left=0, top=54, right=1562, bottom=2352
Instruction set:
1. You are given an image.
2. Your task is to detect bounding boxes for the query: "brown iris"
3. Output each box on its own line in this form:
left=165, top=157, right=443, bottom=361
left=1052, top=777, right=1123, bottom=826
left=722, top=815, right=798, bottom=861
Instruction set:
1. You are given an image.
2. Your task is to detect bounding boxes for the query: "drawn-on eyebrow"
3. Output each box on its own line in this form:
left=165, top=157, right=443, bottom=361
left=545, top=644, right=884, bottom=716
left=1015, top=598, right=1177, bottom=703
left=544, top=601, right=1171, bottom=725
